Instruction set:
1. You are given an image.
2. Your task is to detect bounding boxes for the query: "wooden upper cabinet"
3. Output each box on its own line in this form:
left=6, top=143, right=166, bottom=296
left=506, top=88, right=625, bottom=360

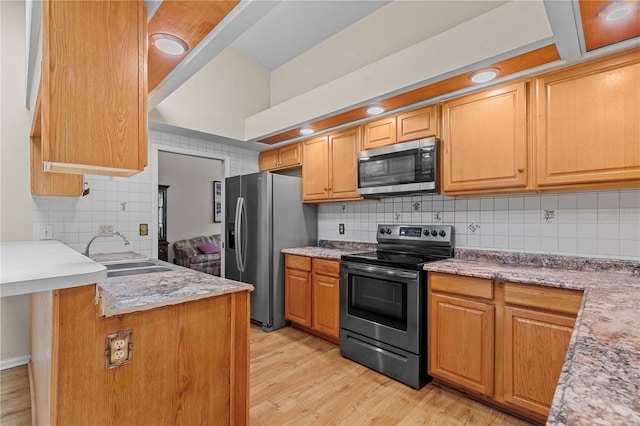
left=302, top=136, right=330, bottom=201
left=259, top=143, right=302, bottom=171
left=302, top=127, right=361, bottom=202
left=328, top=127, right=361, bottom=200
left=397, top=105, right=439, bottom=142
left=442, top=81, right=529, bottom=195
left=40, top=1, right=147, bottom=177
left=363, top=116, right=396, bottom=150
left=31, top=138, right=83, bottom=196
left=535, top=48, right=640, bottom=190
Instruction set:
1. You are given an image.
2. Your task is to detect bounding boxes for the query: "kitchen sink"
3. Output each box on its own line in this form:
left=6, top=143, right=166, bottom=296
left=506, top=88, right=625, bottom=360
left=105, top=261, right=157, bottom=270
left=107, top=266, right=174, bottom=278
left=100, top=259, right=179, bottom=278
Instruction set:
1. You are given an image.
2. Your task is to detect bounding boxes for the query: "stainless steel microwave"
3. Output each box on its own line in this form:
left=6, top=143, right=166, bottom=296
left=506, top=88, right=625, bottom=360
left=357, top=137, right=439, bottom=197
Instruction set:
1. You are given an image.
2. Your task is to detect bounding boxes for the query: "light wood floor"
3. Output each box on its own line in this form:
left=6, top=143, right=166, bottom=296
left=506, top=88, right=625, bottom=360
left=250, top=325, right=530, bottom=426
left=0, top=325, right=531, bottom=425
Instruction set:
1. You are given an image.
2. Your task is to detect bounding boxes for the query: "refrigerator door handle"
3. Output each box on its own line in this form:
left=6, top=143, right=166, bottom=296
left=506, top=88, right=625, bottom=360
left=240, top=196, right=248, bottom=272
left=235, top=197, right=243, bottom=272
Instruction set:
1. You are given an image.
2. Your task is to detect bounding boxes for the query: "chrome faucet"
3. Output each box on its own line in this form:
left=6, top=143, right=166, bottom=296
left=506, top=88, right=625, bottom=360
left=84, top=231, right=130, bottom=257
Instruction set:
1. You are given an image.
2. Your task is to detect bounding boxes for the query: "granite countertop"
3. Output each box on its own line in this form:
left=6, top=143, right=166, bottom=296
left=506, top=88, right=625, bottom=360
left=423, top=249, right=640, bottom=425
left=92, top=252, right=254, bottom=317
left=281, top=246, right=369, bottom=260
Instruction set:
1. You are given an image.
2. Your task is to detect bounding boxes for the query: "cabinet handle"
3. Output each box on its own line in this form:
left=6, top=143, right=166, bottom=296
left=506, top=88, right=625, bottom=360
left=517, top=168, right=524, bottom=173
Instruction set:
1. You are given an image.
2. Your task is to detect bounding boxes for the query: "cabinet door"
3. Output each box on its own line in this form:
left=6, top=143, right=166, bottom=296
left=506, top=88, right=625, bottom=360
left=302, top=136, right=330, bottom=201
left=278, top=143, right=301, bottom=169
left=42, top=1, right=147, bottom=177
left=503, top=306, right=575, bottom=417
left=429, top=292, right=494, bottom=395
left=285, top=268, right=312, bottom=327
left=363, top=117, right=396, bottom=150
left=535, top=51, right=640, bottom=188
left=397, top=105, right=438, bottom=142
left=258, top=149, right=279, bottom=171
left=442, top=81, right=528, bottom=194
left=329, top=127, right=361, bottom=200
left=311, top=271, right=340, bottom=339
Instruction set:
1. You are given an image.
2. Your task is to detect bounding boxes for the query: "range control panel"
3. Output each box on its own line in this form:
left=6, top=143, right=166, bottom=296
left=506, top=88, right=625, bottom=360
left=377, top=224, right=454, bottom=243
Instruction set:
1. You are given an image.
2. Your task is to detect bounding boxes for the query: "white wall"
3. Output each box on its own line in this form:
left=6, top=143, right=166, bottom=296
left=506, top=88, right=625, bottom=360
left=158, top=151, right=222, bottom=262
left=150, top=48, right=271, bottom=141
left=318, top=190, right=640, bottom=261
left=245, top=1, right=552, bottom=140
left=270, top=1, right=508, bottom=106
left=0, top=0, right=35, bottom=368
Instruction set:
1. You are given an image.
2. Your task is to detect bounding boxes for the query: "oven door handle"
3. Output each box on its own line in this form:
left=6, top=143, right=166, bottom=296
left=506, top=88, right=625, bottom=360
left=341, top=262, right=419, bottom=280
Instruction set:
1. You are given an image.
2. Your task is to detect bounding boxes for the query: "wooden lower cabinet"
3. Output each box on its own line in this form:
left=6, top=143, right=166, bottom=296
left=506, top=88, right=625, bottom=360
left=31, top=284, right=249, bottom=425
left=285, top=254, right=340, bottom=343
left=502, top=306, right=575, bottom=417
left=428, top=272, right=583, bottom=423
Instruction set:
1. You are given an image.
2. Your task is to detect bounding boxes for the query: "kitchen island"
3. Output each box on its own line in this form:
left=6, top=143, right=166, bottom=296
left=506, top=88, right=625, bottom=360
left=424, top=250, right=640, bottom=425
left=11, top=245, right=254, bottom=426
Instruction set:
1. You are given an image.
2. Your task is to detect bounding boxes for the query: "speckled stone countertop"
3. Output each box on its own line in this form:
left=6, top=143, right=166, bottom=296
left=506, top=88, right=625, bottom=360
left=423, top=249, right=640, bottom=425
left=91, top=252, right=254, bottom=317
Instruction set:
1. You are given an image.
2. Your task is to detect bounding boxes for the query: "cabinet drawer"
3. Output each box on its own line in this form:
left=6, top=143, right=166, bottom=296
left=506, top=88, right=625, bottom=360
left=285, top=254, right=311, bottom=271
left=502, top=282, right=583, bottom=316
left=312, top=258, right=340, bottom=277
left=429, top=272, right=494, bottom=300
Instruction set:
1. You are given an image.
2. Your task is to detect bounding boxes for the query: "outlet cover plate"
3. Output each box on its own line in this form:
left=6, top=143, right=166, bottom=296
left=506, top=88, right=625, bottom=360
left=106, top=330, right=132, bottom=369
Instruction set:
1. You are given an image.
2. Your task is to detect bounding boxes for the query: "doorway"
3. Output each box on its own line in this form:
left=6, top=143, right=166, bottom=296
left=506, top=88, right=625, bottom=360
left=152, top=145, right=230, bottom=276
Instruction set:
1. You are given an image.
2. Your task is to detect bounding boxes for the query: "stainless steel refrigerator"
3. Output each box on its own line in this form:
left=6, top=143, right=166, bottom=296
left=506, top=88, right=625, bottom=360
left=225, top=171, right=317, bottom=331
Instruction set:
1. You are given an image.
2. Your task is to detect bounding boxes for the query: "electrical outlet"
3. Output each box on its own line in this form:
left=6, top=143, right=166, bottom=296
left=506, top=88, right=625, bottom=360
left=99, top=225, right=114, bottom=233
left=106, top=330, right=132, bottom=369
left=339, top=223, right=345, bottom=234
left=39, top=224, right=53, bottom=240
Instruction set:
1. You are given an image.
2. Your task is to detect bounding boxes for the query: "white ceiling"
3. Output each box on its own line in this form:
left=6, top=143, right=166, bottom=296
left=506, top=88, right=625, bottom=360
left=231, top=1, right=510, bottom=71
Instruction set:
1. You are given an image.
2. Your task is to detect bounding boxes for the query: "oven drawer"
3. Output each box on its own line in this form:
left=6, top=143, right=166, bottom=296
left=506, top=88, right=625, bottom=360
left=429, top=272, right=494, bottom=300
left=285, top=254, right=311, bottom=271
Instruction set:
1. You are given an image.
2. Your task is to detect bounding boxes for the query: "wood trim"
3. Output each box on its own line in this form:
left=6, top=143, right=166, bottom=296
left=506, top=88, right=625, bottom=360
left=258, top=44, right=560, bottom=145
left=147, top=1, right=239, bottom=91
left=30, top=87, right=42, bottom=138
left=138, top=0, right=148, bottom=169
left=502, top=282, right=583, bottom=316
left=579, top=0, right=640, bottom=52
left=429, top=272, right=494, bottom=300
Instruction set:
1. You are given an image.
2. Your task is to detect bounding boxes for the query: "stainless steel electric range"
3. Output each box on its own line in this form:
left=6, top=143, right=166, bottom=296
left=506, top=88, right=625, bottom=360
left=339, top=224, right=454, bottom=389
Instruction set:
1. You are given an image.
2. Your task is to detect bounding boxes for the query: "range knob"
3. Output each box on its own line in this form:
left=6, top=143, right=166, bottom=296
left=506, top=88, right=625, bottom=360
left=379, top=228, right=385, bottom=234
left=439, top=230, right=447, bottom=237
left=430, top=229, right=438, bottom=237
left=385, top=228, right=392, bottom=235
left=423, top=229, right=429, bottom=236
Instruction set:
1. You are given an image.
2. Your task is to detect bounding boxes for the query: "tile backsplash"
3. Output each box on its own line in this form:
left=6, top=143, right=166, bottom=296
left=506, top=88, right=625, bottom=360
left=31, top=131, right=259, bottom=256
left=318, top=190, right=640, bottom=261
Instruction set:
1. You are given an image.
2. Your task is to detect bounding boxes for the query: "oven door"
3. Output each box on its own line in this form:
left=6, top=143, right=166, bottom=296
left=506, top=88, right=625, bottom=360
left=340, top=261, right=424, bottom=354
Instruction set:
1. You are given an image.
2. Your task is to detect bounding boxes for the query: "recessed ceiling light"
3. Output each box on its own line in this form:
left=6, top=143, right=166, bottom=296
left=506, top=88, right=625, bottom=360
left=299, top=127, right=314, bottom=135
left=469, top=68, right=499, bottom=84
left=150, top=33, right=188, bottom=55
left=598, top=1, right=636, bottom=21
left=366, top=105, right=385, bottom=115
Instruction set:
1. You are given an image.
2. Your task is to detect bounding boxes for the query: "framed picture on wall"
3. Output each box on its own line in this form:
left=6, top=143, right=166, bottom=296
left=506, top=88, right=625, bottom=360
left=213, top=181, right=222, bottom=223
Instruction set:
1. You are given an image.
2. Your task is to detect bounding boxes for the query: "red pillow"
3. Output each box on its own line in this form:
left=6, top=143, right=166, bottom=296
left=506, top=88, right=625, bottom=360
left=197, top=243, right=219, bottom=254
